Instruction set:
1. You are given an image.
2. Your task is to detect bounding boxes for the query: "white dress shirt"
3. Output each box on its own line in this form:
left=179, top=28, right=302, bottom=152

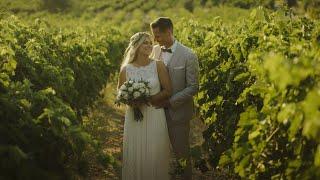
left=160, top=39, right=178, bottom=66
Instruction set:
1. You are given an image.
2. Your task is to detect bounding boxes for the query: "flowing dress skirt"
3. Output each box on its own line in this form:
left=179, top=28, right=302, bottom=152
left=122, top=105, right=171, bottom=180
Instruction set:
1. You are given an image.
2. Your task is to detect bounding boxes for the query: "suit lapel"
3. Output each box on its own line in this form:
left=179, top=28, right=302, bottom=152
left=168, top=42, right=182, bottom=69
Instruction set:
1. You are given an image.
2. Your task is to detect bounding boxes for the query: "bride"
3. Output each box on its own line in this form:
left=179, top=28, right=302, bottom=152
left=117, top=32, right=172, bottom=180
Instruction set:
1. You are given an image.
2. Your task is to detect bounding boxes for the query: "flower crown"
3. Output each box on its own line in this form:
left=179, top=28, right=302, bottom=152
left=130, top=32, right=150, bottom=47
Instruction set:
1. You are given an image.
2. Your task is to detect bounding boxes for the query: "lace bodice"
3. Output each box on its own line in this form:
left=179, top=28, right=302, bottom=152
left=125, top=60, right=160, bottom=96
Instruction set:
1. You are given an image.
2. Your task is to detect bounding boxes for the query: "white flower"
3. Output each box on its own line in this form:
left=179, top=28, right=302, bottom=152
left=123, top=92, right=129, bottom=100
left=139, top=88, right=145, bottom=93
left=133, top=82, right=140, bottom=89
left=120, top=84, right=126, bottom=90
left=119, top=90, right=128, bottom=98
left=128, top=87, right=133, bottom=92
left=145, top=89, right=150, bottom=95
left=138, top=82, right=145, bottom=88
left=133, top=91, right=141, bottom=99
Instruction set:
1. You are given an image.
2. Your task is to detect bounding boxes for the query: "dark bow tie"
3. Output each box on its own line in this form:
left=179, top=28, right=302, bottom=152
left=161, top=48, right=172, bottom=53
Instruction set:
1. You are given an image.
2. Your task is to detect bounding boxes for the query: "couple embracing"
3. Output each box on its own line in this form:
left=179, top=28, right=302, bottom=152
left=117, top=17, right=199, bottom=180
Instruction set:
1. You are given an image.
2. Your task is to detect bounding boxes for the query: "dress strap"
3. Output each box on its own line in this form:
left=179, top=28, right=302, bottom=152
left=152, top=60, right=159, bottom=80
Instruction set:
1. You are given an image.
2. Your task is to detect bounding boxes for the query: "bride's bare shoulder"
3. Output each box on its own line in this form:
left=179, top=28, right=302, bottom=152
left=119, top=65, right=127, bottom=74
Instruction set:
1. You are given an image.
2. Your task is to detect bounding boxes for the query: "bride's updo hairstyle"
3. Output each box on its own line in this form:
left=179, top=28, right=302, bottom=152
left=121, top=32, right=152, bottom=69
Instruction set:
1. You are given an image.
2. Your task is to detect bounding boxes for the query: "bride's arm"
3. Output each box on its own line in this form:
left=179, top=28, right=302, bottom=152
left=149, top=61, right=172, bottom=103
left=117, top=67, right=126, bottom=90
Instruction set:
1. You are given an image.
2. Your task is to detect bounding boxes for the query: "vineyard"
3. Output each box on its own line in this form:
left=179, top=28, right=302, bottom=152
left=1, top=0, right=320, bottom=179
left=177, top=8, right=320, bottom=179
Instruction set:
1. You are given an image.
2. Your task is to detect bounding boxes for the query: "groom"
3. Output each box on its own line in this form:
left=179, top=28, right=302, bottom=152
left=149, top=17, right=199, bottom=180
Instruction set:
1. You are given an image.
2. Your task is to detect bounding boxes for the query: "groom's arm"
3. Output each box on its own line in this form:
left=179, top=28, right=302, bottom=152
left=169, top=52, right=199, bottom=109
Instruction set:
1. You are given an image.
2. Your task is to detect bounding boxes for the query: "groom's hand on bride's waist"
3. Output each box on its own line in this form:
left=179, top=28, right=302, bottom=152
left=154, top=100, right=171, bottom=109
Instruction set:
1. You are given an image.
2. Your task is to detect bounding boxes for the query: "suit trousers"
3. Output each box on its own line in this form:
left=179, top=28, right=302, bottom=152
left=165, top=108, right=192, bottom=180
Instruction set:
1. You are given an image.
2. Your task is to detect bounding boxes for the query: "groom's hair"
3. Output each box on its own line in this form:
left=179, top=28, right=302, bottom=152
left=150, top=17, right=173, bottom=32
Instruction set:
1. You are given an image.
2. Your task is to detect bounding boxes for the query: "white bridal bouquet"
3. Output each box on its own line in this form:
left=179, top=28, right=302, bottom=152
left=115, top=79, right=151, bottom=121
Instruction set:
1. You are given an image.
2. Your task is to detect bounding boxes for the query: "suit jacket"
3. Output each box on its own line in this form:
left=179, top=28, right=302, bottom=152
left=150, top=41, right=199, bottom=126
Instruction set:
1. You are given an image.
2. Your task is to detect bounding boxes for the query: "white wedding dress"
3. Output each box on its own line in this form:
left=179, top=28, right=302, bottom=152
left=122, top=60, right=171, bottom=180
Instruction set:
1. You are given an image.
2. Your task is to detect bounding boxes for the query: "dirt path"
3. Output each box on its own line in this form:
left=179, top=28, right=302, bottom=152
left=83, top=80, right=124, bottom=179
left=84, top=81, right=214, bottom=179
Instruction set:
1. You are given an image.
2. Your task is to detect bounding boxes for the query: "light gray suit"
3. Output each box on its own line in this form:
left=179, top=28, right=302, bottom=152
left=150, top=41, right=199, bottom=179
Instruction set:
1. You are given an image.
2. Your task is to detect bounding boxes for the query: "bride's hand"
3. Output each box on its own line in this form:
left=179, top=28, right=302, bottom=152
left=148, top=96, right=160, bottom=106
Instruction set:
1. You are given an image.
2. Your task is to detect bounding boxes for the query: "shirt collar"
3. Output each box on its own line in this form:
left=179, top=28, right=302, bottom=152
left=161, top=38, right=178, bottom=53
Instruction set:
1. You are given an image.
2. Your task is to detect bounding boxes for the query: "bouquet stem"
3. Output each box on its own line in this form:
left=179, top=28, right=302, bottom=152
left=133, top=107, right=143, bottom=121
